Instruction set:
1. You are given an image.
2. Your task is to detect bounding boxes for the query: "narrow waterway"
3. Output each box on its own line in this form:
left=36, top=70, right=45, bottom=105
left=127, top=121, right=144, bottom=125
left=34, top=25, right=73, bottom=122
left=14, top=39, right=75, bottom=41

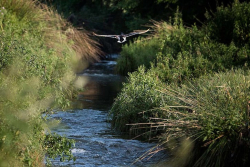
left=49, top=54, right=167, bottom=167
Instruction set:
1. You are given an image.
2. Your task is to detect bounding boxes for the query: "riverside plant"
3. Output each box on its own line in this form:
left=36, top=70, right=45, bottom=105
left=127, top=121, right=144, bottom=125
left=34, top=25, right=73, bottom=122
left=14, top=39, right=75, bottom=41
left=116, top=4, right=250, bottom=84
left=131, top=70, right=250, bottom=167
left=0, top=6, right=7, bottom=30
left=0, top=0, right=100, bottom=166
left=109, top=66, right=168, bottom=137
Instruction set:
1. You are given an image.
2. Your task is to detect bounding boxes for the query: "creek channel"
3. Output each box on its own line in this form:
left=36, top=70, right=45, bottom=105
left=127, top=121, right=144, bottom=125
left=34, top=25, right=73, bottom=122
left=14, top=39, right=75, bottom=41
left=49, top=54, right=167, bottom=167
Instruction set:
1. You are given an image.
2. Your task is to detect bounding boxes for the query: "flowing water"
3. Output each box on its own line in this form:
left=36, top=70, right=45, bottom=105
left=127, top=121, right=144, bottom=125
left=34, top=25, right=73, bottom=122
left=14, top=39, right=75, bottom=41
left=49, top=54, right=167, bottom=167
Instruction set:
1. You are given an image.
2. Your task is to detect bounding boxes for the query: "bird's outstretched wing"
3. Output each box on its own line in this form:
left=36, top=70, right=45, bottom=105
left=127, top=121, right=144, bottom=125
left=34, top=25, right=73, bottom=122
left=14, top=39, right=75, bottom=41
left=124, top=29, right=150, bottom=37
left=93, top=32, right=118, bottom=39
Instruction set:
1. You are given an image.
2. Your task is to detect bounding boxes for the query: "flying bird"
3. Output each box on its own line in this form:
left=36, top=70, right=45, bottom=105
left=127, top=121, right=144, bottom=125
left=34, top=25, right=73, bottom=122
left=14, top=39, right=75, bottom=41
left=93, top=29, right=150, bottom=43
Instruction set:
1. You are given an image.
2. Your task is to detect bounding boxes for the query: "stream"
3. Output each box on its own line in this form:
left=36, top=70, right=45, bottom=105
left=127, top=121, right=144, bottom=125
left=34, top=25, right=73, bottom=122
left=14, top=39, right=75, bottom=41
left=49, top=54, right=167, bottom=167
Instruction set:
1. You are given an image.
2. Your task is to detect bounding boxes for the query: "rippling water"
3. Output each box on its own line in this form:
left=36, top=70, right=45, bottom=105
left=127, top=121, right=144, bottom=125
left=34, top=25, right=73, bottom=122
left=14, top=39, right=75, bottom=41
left=49, top=55, right=167, bottom=166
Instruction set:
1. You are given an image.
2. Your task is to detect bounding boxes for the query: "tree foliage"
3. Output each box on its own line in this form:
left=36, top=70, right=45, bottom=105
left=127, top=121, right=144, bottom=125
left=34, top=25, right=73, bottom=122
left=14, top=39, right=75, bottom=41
left=42, top=0, right=239, bottom=53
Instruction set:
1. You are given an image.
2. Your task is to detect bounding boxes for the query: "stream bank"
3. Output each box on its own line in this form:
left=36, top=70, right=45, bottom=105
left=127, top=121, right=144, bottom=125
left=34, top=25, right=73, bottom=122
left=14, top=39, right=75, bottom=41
left=49, top=54, right=167, bottom=166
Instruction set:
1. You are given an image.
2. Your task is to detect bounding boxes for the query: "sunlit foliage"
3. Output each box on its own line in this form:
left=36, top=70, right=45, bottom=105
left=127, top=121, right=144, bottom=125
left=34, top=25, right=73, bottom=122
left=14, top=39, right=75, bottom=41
left=0, top=0, right=99, bottom=166
left=111, top=1, right=250, bottom=166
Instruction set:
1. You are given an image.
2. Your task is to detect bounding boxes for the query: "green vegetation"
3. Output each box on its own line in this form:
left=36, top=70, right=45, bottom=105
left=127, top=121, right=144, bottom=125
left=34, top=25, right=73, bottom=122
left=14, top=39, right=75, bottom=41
left=110, top=66, right=167, bottom=133
left=43, top=0, right=237, bottom=53
left=9, top=0, right=250, bottom=166
left=43, top=0, right=235, bottom=32
left=160, top=70, right=250, bottom=167
left=111, top=1, right=250, bottom=166
left=0, top=0, right=99, bottom=166
left=117, top=15, right=249, bottom=82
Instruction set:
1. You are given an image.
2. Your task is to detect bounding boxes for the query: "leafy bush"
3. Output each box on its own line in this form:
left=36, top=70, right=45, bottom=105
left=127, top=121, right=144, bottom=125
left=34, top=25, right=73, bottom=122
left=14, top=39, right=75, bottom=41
left=152, top=25, right=247, bottom=83
left=110, top=66, right=167, bottom=134
left=111, top=3, right=250, bottom=164
left=44, top=133, right=76, bottom=163
left=0, top=0, right=99, bottom=166
left=117, top=11, right=250, bottom=84
left=115, top=21, right=175, bottom=75
left=204, top=2, right=250, bottom=47
left=115, top=37, right=160, bottom=75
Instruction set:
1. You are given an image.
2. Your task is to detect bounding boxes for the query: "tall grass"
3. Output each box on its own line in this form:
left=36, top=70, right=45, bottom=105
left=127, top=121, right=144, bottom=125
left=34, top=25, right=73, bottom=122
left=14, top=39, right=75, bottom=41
left=112, top=69, right=250, bottom=166
left=109, top=66, right=167, bottom=135
left=111, top=2, right=250, bottom=166
left=148, top=70, right=250, bottom=167
left=0, top=0, right=100, bottom=166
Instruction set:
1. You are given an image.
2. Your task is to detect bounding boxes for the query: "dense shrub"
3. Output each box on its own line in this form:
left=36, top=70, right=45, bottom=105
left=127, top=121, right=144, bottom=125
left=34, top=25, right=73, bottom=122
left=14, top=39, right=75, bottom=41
left=0, top=0, right=99, bottom=166
left=204, top=2, right=250, bottom=47
left=117, top=16, right=250, bottom=84
left=115, top=21, right=173, bottom=75
left=153, top=26, right=249, bottom=83
left=115, top=37, right=160, bottom=75
left=109, top=66, right=167, bottom=133
left=111, top=2, right=250, bottom=166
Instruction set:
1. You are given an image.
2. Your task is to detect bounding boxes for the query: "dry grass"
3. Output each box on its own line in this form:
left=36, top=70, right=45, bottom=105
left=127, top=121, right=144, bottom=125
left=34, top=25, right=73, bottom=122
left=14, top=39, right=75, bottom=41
left=38, top=3, right=102, bottom=62
left=65, top=28, right=102, bottom=61
left=0, top=0, right=101, bottom=63
left=147, top=20, right=175, bottom=36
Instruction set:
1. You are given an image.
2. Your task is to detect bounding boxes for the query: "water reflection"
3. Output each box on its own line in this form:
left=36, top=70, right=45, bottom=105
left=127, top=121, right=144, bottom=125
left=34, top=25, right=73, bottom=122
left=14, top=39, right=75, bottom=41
left=49, top=56, right=167, bottom=166
left=78, top=74, right=124, bottom=111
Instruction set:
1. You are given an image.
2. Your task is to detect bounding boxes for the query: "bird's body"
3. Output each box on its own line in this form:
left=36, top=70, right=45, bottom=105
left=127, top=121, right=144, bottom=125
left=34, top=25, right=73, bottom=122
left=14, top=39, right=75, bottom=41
left=93, top=29, right=150, bottom=43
